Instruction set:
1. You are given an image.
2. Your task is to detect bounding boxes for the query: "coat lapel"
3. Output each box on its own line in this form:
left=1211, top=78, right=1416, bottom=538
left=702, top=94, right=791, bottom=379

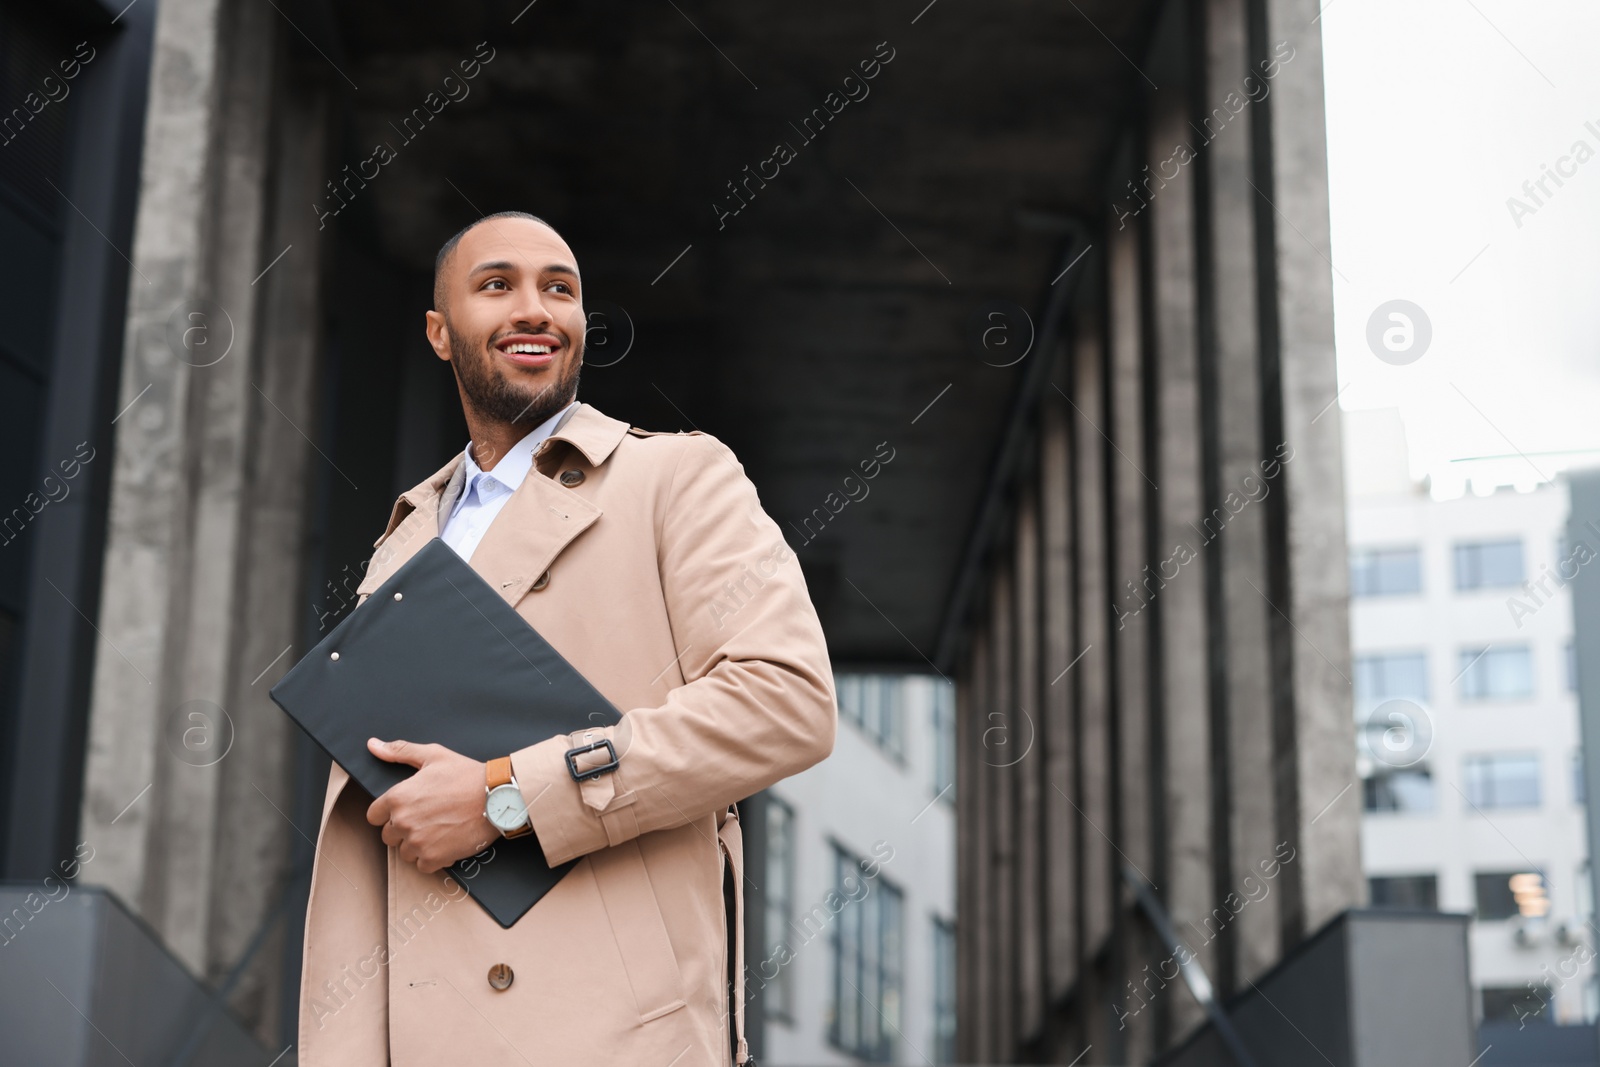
left=354, top=402, right=631, bottom=605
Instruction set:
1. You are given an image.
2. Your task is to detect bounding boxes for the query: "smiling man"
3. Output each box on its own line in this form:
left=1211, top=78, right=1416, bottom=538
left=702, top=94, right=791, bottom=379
left=296, top=212, right=837, bottom=1065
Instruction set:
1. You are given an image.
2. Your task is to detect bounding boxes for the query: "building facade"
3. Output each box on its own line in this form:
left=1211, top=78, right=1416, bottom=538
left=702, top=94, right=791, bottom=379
left=1347, top=408, right=1598, bottom=1029
left=758, top=671, right=956, bottom=1065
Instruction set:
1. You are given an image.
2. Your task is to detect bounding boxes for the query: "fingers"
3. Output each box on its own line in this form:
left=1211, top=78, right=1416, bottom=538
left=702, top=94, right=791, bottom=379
left=368, top=737, right=438, bottom=768
left=366, top=795, right=391, bottom=827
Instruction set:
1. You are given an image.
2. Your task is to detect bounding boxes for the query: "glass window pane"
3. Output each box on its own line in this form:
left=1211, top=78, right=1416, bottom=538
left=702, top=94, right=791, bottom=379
left=1354, top=651, right=1429, bottom=708
left=1454, top=539, right=1524, bottom=590
left=1464, top=753, right=1541, bottom=809
left=1459, top=646, right=1533, bottom=701
left=1351, top=546, right=1422, bottom=596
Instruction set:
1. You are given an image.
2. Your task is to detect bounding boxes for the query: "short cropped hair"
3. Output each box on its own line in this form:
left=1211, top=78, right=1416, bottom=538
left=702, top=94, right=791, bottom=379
left=432, top=211, right=561, bottom=312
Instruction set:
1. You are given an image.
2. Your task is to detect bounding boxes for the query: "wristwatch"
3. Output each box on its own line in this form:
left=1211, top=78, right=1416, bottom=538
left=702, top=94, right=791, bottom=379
left=484, top=756, right=534, bottom=838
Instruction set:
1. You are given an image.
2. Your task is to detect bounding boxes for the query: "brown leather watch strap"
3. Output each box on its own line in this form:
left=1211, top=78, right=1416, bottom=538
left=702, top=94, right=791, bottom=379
left=486, top=755, right=515, bottom=790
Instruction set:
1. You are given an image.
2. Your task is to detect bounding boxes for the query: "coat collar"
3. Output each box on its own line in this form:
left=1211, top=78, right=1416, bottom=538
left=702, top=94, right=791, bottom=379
left=357, top=401, right=628, bottom=602
left=400, top=400, right=629, bottom=511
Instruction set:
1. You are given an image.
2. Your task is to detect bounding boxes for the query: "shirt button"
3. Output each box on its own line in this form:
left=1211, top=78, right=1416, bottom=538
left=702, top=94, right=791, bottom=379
left=559, top=469, right=585, bottom=487
left=487, top=963, right=514, bottom=991
left=531, top=569, right=551, bottom=592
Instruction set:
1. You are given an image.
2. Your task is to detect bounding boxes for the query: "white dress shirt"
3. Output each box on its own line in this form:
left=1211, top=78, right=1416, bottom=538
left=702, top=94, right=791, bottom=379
left=440, top=401, right=578, bottom=563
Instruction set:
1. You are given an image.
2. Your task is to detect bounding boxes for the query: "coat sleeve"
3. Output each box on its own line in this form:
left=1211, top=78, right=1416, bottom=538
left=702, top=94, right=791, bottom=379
left=510, top=432, right=838, bottom=867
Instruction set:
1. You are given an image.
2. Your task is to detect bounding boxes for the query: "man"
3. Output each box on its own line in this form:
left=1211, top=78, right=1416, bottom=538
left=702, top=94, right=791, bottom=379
left=297, top=211, right=836, bottom=1065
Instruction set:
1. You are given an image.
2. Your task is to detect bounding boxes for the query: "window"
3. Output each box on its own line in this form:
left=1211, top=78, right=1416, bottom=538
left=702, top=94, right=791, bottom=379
left=1350, top=546, right=1423, bottom=597
left=1482, top=985, right=1552, bottom=1026
left=932, top=917, right=956, bottom=1063
left=1454, top=539, right=1524, bottom=590
left=762, top=796, right=796, bottom=1020
left=837, top=673, right=907, bottom=759
left=829, top=845, right=902, bottom=1062
left=1368, top=874, right=1438, bottom=909
left=1363, top=766, right=1435, bottom=813
left=1458, top=646, right=1533, bottom=701
left=1354, top=651, right=1429, bottom=709
left=1474, top=870, right=1549, bottom=921
left=932, top=679, right=955, bottom=800
left=1464, top=753, right=1541, bottom=809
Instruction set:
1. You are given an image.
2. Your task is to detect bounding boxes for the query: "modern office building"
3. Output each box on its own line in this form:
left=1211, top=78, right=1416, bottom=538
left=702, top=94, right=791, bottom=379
left=1346, top=407, right=1597, bottom=1028
left=757, top=671, right=956, bottom=1066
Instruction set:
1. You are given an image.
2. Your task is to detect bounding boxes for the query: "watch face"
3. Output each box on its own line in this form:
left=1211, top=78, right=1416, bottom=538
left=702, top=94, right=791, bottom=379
left=485, top=784, right=529, bottom=831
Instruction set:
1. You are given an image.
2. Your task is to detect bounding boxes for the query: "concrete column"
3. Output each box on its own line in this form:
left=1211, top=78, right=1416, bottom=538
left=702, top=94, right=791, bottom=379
left=1072, top=308, right=1113, bottom=961
left=987, top=559, right=1017, bottom=1057
left=1144, top=10, right=1216, bottom=1038
left=76, top=0, right=318, bottom=1017
left=1252, top=0, right=1361, bottom=938
left=1195, top=0, right=1283, bottom=991
left=1105, top=211, right=1158, bottom=1064
left=1038, top=354, right=1078, bottom=1006
left=1012, top=485, right=1045, bottom=1041
left=210, top=46, right=332, bottom=1027
left=956, top=631, right=986, bottom=1064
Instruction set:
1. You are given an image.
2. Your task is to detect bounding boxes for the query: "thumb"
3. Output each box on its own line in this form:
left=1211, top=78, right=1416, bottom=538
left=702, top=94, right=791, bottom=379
left=368, top=737, right=428, bottom=768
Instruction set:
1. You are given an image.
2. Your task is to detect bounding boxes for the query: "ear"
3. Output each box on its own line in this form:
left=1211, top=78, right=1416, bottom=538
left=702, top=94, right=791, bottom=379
left=425, top=309, right=452, bottom=362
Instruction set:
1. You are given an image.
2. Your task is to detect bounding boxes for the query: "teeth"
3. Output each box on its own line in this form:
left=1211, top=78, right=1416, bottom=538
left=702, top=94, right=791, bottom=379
left=505, top=343, right=554, bottom=354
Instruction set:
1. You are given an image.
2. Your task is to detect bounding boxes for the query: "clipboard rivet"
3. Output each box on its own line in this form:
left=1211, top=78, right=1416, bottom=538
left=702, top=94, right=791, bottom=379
left=329, top=652, right=340, bottom=662
left=393, top=592, right=403, bottom=602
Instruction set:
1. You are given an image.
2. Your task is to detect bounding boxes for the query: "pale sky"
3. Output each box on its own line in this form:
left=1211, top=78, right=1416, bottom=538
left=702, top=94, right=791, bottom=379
left=1322, top=0, right=1600, bottom=493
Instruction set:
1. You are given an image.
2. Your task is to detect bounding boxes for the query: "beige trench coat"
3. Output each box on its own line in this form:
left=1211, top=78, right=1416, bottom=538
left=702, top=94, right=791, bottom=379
left=296, top=402, right=837, bottom=1065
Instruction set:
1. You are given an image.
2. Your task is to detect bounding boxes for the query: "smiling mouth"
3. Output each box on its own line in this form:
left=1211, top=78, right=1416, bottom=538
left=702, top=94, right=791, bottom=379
left=495, top=336, right=560, bottom=367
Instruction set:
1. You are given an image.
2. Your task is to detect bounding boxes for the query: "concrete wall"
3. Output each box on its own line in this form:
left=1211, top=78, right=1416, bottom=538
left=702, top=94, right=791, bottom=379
left=948, top=0, right=1360, bottom=1059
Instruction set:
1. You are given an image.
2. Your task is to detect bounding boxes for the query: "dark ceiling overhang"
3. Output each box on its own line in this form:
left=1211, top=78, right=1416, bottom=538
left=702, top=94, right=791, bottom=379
left=318, top=0, right=1161, bottom=665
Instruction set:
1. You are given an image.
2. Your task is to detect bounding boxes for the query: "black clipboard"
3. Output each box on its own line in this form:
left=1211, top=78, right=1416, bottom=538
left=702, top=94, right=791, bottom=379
left=269, top=537, right=621, bottom=928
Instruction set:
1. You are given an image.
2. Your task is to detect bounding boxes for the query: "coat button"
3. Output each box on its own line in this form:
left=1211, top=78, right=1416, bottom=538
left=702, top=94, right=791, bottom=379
left=559, top=468, right=585, bottom=487
left=530, top=569, right=550, bottom=591
left=487, top=963, right=514, bottom=991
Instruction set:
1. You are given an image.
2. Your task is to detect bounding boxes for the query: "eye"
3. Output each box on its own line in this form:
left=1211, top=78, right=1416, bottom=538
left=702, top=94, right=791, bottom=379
left=481, top=278, right=508, bottom=291
left=547, top=281, right=574, bottom=295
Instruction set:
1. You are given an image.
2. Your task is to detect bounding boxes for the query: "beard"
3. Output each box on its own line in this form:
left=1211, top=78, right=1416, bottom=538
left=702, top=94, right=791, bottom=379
left=449, top=322, right=583, bottom=430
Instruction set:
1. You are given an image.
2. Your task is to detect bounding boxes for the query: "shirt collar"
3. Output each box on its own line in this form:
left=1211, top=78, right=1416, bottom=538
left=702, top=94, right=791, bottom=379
left=457, top=399, right=578, bottom=504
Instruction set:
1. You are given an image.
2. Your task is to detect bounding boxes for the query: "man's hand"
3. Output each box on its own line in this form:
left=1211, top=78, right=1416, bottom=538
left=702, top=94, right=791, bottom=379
left=366, top=738, right=500, bottom=874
